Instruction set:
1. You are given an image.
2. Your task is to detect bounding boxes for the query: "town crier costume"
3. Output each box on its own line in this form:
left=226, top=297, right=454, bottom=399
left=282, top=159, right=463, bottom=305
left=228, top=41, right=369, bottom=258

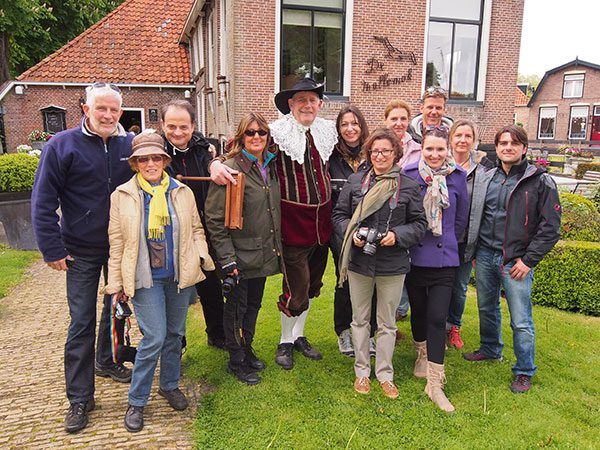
left=269, top=78, right=338, bottom=369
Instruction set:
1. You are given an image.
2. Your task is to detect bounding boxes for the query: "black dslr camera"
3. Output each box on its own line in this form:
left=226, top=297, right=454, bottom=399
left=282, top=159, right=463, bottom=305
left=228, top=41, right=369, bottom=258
left=115, top=300, right=133, bottom=320
left=222, top=272, right=243, bottom=294
left=356, top=227, right=384, bottom=256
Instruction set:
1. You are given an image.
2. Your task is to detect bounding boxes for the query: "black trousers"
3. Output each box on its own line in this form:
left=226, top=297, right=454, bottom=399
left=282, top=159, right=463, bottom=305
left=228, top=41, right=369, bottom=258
left=406, top=266, right=456, bottom=364
left=223, top=277, right=266, bottom=363
left=195, top=268, right=225, bottom=340
left=330, top=244, right=377, bottom=337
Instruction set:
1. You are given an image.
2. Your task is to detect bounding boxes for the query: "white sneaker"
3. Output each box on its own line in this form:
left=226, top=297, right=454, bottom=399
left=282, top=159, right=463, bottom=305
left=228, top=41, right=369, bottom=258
left=338, top=329, right=354, bottom=357
left=369, top=337, right=376, bottom=357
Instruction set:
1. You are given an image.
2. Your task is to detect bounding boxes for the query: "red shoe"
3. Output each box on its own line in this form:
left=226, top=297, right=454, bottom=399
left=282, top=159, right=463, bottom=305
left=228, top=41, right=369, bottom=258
left=447, top=326, right=464, bottom=349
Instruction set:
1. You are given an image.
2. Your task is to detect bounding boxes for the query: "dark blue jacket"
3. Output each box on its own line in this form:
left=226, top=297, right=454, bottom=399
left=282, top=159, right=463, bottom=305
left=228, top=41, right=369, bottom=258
left=31, top=122, right=134, bottom=262
left=402, top=162, right=469, bottom=268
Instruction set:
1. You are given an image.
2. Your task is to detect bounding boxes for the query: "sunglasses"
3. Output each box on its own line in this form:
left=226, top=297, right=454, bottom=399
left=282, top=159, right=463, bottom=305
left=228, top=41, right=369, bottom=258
left=86, top=82, right=121, bottom=93
left=425, top=86, right=447, bottom=95
left=369, top=149, right=393, bottom=157
left=136, top=155, right=164, bottom=164
left=244, top=129, right=268, bottom=137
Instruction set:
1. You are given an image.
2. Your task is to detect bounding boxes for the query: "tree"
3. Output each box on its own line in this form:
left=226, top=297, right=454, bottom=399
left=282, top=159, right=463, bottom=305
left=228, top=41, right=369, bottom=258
left=517, top=73, right=542, bottom=97
left=0, top=0, right=124, bottom=84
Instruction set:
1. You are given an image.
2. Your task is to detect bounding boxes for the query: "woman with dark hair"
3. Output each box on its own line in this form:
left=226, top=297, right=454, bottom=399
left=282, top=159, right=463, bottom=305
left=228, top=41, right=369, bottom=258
left=402, top=127, right=469, bottom=412
left=205, top=112, right=283, bottom=385
left=445, top=119, right=495, bottom=349
left=333, top=128, right=426, bottom=398
left=330, top=105, right=375, bottom=357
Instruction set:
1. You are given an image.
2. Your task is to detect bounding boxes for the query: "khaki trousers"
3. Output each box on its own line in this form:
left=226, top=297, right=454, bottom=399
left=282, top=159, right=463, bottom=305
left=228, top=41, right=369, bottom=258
left=348, top=271, right=405, bottom=382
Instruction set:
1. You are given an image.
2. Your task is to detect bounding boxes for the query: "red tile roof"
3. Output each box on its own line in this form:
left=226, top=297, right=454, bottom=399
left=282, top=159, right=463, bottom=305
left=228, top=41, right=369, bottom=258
left=18, top=0, right=193, bottom=85
left=515, top=86, right=529, bottom=106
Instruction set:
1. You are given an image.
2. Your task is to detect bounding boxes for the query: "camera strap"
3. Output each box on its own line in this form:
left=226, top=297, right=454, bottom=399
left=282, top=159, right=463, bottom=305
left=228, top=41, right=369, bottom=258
left=361, top=171, right=402, bottom=233
left=110, top=294, right=132, bottom=364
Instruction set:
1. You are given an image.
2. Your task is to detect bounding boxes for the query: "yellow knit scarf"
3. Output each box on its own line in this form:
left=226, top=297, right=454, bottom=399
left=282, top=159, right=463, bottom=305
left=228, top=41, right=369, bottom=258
left=137, top=171, right=171, bottom=240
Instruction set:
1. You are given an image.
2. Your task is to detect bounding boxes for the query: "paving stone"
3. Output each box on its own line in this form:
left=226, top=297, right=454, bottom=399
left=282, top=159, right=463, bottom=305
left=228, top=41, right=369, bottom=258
left=0, top=261, right=194, bottom=448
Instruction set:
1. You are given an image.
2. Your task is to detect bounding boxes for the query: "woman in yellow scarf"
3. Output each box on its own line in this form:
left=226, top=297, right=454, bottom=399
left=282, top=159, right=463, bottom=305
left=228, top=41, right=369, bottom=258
left=105, top=131, right=214, bottom=433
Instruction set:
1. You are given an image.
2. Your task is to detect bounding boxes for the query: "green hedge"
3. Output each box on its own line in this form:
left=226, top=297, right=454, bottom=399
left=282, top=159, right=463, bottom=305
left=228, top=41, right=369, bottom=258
left=575, top=162, right=600, bottom=179
left=559, top=192, right=600, bottom=242
left=532, top=240, right=600, bottom=316
left=0, top=153, right=39, bottom=192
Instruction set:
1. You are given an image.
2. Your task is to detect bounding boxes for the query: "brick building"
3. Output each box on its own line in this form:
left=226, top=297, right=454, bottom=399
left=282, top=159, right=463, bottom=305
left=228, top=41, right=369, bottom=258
left=180, top=0, right=524, bottom=146
left=514, top=84, right=530, bottom=132
left=526, top=58, right=600, bottom=151
left=0, top=0, right=194, bottom=153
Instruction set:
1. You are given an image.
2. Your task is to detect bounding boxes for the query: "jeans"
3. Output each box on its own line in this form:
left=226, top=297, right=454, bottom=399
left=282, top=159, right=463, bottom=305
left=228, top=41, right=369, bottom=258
left=447, top=260, right=473, bottom=328
left=128, top=279, right=195, bottom=407
left=64, top=253, right=124, bottom=404
left=397, top=286, right=410, bottom=317
left=475, top=246, right=537, bottom=377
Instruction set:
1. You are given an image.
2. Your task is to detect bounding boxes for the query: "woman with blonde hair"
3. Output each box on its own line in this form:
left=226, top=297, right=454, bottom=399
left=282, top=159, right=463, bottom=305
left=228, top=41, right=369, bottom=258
left=205, top=112, right=283, bottom=385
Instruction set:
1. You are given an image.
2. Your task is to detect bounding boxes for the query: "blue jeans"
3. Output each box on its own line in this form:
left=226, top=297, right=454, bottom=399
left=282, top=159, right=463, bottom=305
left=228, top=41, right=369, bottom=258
left=475, top=246, right=537, bottom=377
left=397, top=286, right=410, bottom=317
left=128, top=279, right=194, bottom=407
left=65, top=253, right=123, bottom=403
left=447, top=260, right=473, bottom=328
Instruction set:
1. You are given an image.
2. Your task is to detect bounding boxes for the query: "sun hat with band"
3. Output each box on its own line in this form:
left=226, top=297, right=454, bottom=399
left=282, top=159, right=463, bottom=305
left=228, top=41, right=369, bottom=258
left=128, top=130, right=172, bottom=164
left=274, top=77, right=325, bottom=115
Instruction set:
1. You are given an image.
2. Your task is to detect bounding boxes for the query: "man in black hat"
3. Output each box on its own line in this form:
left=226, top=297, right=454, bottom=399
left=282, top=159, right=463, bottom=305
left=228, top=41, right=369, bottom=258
left=210, top=77, right=337, bottom=370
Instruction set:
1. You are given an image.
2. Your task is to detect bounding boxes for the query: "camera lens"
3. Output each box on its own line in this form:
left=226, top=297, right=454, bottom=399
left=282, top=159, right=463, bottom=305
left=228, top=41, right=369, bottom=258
left=363, top=242, right=377, bottom=256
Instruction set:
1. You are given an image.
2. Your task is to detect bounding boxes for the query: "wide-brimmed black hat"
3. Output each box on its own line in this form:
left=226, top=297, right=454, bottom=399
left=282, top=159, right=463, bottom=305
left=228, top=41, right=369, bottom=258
left=274, top=77, right=324, bottom=114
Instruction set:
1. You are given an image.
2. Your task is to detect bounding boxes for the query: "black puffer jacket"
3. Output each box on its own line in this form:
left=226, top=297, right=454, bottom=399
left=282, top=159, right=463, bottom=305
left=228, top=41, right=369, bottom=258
left=332, top=167, right=427, bottom=277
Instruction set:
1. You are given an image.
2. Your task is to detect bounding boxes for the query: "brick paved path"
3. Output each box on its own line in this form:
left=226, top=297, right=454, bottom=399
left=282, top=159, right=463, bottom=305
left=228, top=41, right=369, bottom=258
left=0, top=260, right=196, bottom=449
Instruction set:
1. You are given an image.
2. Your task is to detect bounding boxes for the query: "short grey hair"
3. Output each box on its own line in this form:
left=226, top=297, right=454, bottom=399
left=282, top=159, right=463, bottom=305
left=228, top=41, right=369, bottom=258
left=85, top=83, right=122, bottom=109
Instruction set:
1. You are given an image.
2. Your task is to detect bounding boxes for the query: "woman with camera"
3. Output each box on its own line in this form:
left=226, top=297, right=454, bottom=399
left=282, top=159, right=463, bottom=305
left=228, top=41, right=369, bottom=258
left=402, top=127, right=469, bottom=412
left=205, top=112, right=283, bottom=386
left=104, top=131, right=215, bottom=432
left=333, top=128, right=426, bottom=398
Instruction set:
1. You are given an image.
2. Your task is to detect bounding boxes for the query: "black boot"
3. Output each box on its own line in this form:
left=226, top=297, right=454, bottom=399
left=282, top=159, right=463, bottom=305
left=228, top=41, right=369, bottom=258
left=245, top=346, right=266, bottom=371
left=124, top=404, right=144, bottom=433
left=227, top=360, right=261, bottom=385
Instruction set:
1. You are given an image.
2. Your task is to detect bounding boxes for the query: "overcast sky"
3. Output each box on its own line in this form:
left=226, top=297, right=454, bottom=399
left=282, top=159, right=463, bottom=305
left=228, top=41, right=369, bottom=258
left=518, top=0, right=599, bottom=76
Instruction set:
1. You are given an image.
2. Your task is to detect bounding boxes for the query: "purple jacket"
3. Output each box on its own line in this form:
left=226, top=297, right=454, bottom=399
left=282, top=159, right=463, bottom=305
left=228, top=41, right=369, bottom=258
left=402, top=162, right=469, bottom=268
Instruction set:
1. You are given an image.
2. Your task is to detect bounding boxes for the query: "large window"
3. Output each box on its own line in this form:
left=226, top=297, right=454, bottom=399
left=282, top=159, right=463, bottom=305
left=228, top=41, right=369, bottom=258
left=563, top=74, right=584, bottom=98
left=538, top=107, right=557, bottom=139
left=569, top=106, right=589, bottom=140
left=426, top=0, right=484, bottom=100
left=281, top=0, right=344, bottom=94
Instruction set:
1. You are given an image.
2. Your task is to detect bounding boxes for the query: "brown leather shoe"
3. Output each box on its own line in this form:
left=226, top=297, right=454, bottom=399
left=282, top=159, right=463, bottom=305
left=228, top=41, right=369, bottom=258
left=354, top=376, right=370, bottom=394
left=380, top=380, right=399, bottom=399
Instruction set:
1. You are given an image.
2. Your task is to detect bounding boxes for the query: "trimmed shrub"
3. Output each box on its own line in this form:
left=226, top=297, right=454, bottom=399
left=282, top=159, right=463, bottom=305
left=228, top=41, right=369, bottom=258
left=0, top=153, right=39, bottom=192
left=575, top=162, right=600, bottom=179
left=559, top=192, right=600, bottom=242
left=532, top=240, right=600, bottom=316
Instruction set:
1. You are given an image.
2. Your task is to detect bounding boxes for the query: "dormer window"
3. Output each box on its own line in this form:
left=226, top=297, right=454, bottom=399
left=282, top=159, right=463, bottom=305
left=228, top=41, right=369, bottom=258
left=563, top=73, right=584, bottom=98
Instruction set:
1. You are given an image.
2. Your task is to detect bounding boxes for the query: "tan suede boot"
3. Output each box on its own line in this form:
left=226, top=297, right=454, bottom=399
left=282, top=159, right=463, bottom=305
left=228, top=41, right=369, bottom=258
left=413, top=341, right=427, bottom=378
left=424, top=361, right=455, bottom=413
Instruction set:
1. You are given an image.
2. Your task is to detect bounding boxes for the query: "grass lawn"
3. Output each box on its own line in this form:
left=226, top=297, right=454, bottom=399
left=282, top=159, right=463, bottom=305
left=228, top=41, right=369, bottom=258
left=184, top=259, right=600, bottom=449
left=0, top=244, right=39, bottom=298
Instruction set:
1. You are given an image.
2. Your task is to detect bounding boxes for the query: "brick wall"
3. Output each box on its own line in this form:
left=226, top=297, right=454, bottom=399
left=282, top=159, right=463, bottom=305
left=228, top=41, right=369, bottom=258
left=1, top=85, right=187, bottom=151
left=527, top=66, right=600, bottom=144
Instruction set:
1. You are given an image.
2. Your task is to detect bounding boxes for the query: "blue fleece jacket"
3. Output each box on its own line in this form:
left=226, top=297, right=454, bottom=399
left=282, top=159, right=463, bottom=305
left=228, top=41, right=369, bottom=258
left=31, top=121, right=134, bottom=262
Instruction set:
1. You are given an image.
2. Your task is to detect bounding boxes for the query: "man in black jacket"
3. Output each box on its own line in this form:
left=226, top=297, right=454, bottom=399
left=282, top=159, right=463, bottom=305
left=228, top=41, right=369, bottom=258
left=463, top=125, right=561, bottom=394
left=161, top=100, right=226, bottom=349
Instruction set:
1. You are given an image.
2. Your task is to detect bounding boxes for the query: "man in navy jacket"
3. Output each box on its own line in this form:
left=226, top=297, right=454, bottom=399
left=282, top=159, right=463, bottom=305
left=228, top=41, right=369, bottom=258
left=32, top=83, right=134, bottom=433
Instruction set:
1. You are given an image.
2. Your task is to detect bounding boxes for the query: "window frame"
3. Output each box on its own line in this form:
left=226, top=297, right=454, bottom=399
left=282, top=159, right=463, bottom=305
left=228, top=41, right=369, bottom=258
left=563, top=73, right=584, bottom=99
left=426, top=0, right=485, bottom=101
left=537, top=106, right=557, bottom=140
left=568, top=105, right=589, bottom=140
left=279, top=0, right=346, bottom=96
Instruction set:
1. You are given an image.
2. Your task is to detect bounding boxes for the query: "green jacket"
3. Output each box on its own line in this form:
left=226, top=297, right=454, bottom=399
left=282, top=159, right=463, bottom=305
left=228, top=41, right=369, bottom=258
left=205, top=150, right=283, bottom=279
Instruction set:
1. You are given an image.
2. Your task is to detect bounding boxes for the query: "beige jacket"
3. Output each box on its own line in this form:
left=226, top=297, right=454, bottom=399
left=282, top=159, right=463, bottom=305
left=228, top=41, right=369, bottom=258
left=104, top=175, right=214, bottom=297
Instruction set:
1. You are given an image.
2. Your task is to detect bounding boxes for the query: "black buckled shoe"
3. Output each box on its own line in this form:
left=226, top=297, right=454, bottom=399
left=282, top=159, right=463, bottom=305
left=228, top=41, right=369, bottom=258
left=158, top=387, right=189, bottom=411
left=275, top=343, right=294, bottom=370
left=245, top=347, right=266, bottom=371
left=65, top=398, right=95, bottom=433
left=294, top=337, right=322, bottom=360
left=227, top=362, right=261, bottom=385
left=124, top=404, right=144, bottom=433
left=95, top=362, right=132, bottom=383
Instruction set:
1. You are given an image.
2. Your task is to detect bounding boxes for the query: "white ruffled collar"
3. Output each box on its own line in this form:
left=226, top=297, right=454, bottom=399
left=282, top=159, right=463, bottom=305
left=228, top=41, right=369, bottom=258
left=270, top=114, right=338, bottom=164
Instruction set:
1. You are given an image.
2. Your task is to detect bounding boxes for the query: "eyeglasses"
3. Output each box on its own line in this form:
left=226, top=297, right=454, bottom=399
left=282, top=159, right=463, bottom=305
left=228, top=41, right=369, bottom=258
left=369, top=149, right=393, bottom=157
left=244, top=129, right=268, bottom=137
left=136, top=155, right=164, bottom=164
left=86, top=82, right=121, bottom=93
